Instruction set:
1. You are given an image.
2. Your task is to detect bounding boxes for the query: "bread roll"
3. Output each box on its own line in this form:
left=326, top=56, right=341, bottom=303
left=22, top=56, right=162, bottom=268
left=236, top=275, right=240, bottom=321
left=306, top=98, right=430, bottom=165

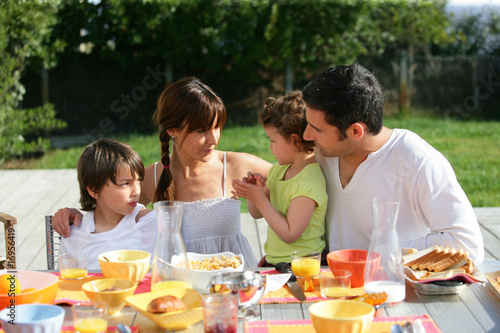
left=147, top=295, right=187, bottom=313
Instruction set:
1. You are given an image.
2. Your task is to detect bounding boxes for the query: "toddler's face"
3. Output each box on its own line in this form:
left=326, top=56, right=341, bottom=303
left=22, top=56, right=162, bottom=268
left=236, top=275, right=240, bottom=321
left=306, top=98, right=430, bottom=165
left=264, top=126, right=297, bottom=165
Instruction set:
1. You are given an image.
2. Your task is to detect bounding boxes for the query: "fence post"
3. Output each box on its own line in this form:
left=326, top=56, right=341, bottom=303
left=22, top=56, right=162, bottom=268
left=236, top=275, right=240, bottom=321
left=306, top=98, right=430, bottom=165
left=399, top=50, right=410, bottom=116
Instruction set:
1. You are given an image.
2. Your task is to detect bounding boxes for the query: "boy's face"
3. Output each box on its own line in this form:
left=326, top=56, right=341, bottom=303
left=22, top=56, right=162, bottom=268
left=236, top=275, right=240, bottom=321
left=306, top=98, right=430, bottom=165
left=92, top=164, right=141, bottom=218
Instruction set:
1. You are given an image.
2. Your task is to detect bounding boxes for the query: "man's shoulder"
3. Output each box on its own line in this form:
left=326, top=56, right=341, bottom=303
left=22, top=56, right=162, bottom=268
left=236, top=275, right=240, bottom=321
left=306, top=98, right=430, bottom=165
left=390, top=129, right=439, bottom=155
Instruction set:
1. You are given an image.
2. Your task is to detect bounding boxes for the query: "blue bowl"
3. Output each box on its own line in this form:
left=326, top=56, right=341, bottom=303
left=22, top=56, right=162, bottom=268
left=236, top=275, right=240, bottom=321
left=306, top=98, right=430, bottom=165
left=0, top=304, right=65, bottom=333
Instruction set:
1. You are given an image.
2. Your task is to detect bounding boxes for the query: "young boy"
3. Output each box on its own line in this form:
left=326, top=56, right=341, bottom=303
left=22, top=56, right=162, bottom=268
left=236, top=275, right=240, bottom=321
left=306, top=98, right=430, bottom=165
left=59, top=138, right=157, bottom=269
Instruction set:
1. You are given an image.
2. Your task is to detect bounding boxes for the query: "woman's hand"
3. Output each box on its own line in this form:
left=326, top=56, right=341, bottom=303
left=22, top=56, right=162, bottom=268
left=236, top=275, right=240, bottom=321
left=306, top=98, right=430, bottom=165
left=52, top=207, right=83, bottom=238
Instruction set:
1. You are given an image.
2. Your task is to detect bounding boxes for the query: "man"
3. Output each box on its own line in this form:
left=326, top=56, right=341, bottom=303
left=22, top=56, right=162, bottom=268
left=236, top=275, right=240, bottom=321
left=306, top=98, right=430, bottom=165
left=302, top=63, right=484, bottom=264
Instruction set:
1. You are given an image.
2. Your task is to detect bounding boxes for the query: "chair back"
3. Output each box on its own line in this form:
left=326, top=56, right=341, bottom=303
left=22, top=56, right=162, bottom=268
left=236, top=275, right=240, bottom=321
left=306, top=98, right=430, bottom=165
left=45, top=215, right=61, bottom=270
left=0, top=212, right=17, bottom=269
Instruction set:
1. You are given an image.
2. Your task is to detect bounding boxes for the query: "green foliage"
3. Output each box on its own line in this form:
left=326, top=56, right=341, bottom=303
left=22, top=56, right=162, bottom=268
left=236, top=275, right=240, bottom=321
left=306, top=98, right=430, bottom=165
left=0, top=0, right=67, bottom=162
left=0, top=104, right=67, bottom=162
left=369, top=0, right=451, bottom=51
left=432, top=9, right=500, bottom=56
left=52, top=0, right=450, bottom=84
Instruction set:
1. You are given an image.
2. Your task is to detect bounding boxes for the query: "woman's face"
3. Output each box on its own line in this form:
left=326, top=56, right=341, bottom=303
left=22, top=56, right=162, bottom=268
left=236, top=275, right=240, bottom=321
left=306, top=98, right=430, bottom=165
left=174, top=126, right=222, bottom=162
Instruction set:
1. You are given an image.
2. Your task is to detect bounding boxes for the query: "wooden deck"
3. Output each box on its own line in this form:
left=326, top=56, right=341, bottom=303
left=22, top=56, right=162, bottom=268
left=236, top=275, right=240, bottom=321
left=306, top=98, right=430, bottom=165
left=0, top=169, right=499, bottom=270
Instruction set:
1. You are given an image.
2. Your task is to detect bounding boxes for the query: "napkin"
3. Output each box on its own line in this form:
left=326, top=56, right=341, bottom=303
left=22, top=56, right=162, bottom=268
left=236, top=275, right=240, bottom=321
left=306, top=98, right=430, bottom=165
left=264, top=273, right=291, bottom=294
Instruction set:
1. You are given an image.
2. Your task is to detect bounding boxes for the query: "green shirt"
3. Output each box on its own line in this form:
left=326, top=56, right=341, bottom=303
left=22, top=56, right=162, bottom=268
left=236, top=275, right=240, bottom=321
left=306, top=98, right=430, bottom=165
left=264, top=163, right=327, bottom=265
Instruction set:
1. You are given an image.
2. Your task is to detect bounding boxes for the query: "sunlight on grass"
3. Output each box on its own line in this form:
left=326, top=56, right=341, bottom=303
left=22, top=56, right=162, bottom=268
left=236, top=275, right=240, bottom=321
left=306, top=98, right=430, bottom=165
left=4, top=117, right=499, bottom=207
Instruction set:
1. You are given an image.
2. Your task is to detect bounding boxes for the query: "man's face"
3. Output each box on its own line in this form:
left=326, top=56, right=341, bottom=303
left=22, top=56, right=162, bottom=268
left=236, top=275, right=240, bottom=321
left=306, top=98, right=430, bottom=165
left=304, top=106, right=349, bottom=158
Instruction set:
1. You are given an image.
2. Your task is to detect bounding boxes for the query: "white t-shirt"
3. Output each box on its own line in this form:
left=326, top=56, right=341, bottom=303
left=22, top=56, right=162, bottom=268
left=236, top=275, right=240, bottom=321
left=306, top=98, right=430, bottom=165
left=317, top=128, right=484, bottom=264
left=59, top=204, right=157, bottom=269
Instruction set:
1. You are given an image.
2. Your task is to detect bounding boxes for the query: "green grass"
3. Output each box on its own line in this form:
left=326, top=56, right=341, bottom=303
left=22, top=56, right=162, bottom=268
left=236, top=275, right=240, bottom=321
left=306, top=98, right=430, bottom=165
left=3, top=117, right=499, bottom=207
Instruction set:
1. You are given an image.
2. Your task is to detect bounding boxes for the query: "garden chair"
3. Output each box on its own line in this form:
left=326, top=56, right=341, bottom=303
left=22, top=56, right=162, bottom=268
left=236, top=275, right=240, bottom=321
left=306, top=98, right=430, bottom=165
left=45, top=215, right=61, bottom=270
left=0, top=212, right=17, bottom=269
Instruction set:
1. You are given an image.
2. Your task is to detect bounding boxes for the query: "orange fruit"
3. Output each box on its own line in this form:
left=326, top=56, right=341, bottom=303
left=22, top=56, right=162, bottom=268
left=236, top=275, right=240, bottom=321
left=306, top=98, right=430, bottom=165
left=0, top=274, right=21, bottom=295
left=304, top=278, right=315, bottom=292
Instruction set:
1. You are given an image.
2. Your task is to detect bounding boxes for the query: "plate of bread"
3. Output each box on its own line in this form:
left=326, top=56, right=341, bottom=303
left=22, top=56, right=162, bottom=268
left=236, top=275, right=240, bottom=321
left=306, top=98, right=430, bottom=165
left=403, top=245, right=485, bottom=295
left=125, top=288, right=202, bottom=330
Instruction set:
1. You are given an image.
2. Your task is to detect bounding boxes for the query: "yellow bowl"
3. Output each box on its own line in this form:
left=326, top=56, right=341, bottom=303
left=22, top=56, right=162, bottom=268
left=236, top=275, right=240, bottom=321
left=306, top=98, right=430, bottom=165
left=98, top=250, right=150, bottom=282
left=309, top=300, right=375, bottom=333
left=0, top=271, right=59, bottom=311
left=82, top=278, right=138, bottom=316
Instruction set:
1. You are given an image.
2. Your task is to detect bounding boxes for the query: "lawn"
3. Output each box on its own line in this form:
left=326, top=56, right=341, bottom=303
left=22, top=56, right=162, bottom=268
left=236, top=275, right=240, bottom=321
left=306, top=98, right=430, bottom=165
left=3, top=117, right=499, bottom=207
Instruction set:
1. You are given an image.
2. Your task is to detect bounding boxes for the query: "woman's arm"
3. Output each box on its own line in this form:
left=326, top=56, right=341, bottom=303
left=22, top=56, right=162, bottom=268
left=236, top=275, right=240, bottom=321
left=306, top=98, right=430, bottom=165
left=139, top=162, right=160, bottom=206
left=52, top=208, right=83, bottom=238
left=226, top=151, right=272, bottom=181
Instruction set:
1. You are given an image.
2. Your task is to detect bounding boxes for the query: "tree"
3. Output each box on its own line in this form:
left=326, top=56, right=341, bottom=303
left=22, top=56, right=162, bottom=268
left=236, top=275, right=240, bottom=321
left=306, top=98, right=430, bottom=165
left=432, top=9, right=500, bottom=56
left=368, top=0, right=452, bottom=115
left=0, top=0, right=67, bottom=162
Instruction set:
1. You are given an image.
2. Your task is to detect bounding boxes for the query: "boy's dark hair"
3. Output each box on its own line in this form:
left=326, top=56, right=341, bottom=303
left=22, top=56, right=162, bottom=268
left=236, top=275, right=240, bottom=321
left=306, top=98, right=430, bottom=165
left=259, top=90, right=315, bottom=153
left=302, top=63, right=384, bottom=140
left=77, top=138, right=144, bottom=211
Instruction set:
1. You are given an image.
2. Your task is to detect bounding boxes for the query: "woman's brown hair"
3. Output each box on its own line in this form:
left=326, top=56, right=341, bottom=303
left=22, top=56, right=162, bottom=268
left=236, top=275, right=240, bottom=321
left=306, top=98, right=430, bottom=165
left=153, top=77, right=226, bottom=202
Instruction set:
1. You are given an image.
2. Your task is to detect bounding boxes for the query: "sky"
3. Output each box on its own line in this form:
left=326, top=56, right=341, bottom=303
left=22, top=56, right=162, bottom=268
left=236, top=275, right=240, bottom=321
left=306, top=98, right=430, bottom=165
left=448, top=0, right=500, bottom=5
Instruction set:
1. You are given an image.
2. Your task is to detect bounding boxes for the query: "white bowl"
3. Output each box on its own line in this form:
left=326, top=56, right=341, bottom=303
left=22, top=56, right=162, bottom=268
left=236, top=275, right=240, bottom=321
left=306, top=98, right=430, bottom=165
left=187, top=252, right=244, bottom=293
left=0, top=304, right=65, bottom=333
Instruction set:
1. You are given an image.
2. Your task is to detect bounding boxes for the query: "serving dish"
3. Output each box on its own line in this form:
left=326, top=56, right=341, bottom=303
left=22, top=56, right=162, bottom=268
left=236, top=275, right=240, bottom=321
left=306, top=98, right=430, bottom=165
left=187, top=252, right=244, bottom=293
left=403, top=267, right=485, bottom=295
left=405, top=275, right=468, bottom=295
left=125, top=288, right=202, bottom=330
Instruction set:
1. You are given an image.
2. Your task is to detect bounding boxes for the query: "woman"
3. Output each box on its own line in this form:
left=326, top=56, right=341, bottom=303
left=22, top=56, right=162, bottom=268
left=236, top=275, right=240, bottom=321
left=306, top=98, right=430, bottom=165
left=53, top=77, right=272, bottom=267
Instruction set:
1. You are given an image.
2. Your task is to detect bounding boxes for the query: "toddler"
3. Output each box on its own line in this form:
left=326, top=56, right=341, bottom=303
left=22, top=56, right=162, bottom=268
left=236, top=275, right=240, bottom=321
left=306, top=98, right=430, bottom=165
left=232, top=90, right=327, bottom=266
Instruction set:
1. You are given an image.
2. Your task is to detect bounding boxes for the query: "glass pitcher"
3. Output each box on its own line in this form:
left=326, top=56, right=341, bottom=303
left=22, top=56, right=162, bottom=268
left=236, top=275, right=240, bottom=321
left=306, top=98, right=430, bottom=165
left=364, top=197, right=405, bottom=304
left=151, top=201, right=191, bottom=291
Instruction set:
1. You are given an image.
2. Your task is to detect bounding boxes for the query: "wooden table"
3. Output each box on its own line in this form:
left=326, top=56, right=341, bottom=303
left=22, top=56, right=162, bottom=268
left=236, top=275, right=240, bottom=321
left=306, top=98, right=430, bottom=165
left=59, top=261, right=500, bottom=333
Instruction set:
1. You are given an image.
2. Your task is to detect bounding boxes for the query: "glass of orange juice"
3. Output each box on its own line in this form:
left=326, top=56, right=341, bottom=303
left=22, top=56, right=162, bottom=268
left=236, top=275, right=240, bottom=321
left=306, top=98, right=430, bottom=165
left=72, top=302, right=108, bottom=333
left=59, top=252, right=88, bottom=280
left=291, top=250, right=321, bottom=279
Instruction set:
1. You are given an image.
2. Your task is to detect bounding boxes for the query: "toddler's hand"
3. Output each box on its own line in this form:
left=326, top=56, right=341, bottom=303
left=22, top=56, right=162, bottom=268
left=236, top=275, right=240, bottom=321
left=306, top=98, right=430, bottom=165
left=242, top=172, right=266, bottom=186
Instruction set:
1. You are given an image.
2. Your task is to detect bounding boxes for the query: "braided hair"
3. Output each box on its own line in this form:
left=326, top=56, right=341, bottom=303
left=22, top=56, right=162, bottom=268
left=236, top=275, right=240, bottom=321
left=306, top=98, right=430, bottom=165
left=152, top=77, right=226, bottom=202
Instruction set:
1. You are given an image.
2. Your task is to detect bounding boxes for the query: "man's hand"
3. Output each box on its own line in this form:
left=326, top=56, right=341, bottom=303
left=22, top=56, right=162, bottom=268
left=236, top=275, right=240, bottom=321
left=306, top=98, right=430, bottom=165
left=52, top=207, right=83, bottom=238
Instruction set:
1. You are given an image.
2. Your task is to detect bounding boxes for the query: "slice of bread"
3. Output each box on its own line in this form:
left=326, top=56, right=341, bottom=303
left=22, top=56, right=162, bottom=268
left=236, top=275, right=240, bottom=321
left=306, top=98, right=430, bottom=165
left=403, top=245, right=475, bottom=281
left=404, top=245, right=441, bottom=267
left=427, top=250, right=467, bottom=272
left=412, top=247, right=451, bottom=270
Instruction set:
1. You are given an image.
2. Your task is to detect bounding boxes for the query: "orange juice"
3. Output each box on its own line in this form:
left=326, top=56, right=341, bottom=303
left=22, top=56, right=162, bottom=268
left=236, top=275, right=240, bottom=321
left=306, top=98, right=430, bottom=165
left=321, top=286, right=349, bottom=297
left=74, top=318, right=107, bottom=333
left=151, top=280, right=190, bottom=292
left=291, top=258, right=320, bottom=278
left=60, top=268, right=88, bottom=279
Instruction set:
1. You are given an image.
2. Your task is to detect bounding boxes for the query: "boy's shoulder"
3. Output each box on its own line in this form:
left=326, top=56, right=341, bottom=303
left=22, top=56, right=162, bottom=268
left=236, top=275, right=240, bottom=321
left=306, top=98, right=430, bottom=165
left=136, top=208, right=154, bottom=222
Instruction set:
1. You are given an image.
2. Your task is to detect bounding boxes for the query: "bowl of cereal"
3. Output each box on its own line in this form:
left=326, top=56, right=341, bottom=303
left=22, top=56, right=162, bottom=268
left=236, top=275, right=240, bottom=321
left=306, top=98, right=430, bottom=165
left=187, top=252, right=244, bottom=294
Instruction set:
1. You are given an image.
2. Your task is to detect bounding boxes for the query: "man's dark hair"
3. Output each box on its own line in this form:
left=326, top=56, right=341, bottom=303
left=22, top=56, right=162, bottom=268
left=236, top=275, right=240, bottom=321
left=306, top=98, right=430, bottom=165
left=302, top=63, right=384, bottom=139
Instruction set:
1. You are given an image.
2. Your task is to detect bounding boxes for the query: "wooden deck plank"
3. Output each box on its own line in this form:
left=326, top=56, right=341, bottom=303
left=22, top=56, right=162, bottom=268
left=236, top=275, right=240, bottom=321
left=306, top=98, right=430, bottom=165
left=0, top=169, right=499, bottom=271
